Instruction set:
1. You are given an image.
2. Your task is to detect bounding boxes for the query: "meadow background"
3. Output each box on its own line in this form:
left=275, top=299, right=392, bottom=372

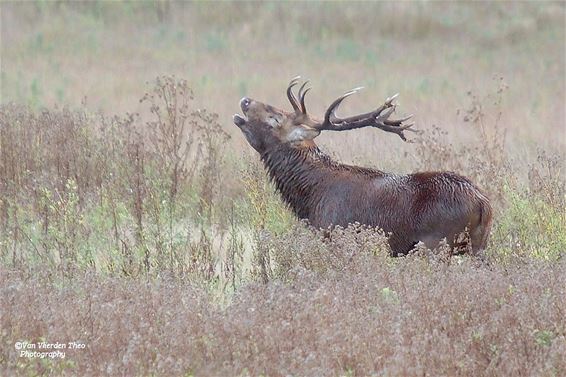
left=1, top=2, right=565, bottom=376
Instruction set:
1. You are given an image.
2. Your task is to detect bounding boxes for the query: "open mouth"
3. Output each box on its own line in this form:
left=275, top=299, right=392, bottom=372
left=234, top=97, right=251, bottom=127
left=233, top=113, right=247, bottom=127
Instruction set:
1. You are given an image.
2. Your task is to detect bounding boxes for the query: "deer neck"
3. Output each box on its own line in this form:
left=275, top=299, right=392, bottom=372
left=260, top=142, right=331, bottom=219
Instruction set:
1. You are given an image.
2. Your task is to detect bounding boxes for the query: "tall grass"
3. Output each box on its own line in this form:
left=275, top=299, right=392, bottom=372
left=0, top=77, right=234, bottom=279
left=2, top=76, right=563, bottom=280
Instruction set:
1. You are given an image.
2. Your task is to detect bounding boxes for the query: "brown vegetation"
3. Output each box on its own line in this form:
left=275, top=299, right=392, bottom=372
left=2, top=239, right=565, bottom=376
left=0, top=2, right=565, bottom=376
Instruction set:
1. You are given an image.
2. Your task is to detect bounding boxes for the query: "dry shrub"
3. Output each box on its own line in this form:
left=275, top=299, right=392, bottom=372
left=528, top=149, right=565, bottom=211
left=0, top=77, right=231, bottom=278
left=2, top=256, right=564, bottom=376
left=0, top=105, right=112, bottom=274
left=492, top=150, right=566, bottom=261
left=268, top=222, right=391, bottom=280
left=414, top=79, right=510, bottom=207
left=140, top=76, right=230, bottom=220
left=0, top=104, right=101, bottom=198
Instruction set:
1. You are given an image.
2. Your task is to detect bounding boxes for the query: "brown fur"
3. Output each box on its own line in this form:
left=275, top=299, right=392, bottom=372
left=235, top=96, right=492, bottom=256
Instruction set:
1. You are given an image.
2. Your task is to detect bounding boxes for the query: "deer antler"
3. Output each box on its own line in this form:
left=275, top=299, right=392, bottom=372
left=316, top=88, right=415, bottom=141
left=287, top=78, right=416, bottom=141
left=286, top=76, right=302, bottom=113
left=286, top=77, right=319, bottom=128
left=287, top=77, right=312, bottom=115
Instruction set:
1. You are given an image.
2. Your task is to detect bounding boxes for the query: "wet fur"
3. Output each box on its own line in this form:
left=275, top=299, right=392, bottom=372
left=261, top=142, right=492, bottom=256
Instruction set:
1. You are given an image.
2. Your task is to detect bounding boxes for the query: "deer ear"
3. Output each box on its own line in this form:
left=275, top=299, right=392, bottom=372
left=287, top=125, right=321, bottom=142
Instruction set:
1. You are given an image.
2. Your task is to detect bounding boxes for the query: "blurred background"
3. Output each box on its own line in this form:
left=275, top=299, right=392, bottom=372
left=2, top=1, right=564, bottom=167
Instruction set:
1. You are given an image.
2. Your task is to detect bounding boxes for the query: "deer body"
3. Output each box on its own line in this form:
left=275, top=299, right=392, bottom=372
left=234, top=78, right=492, bottom=255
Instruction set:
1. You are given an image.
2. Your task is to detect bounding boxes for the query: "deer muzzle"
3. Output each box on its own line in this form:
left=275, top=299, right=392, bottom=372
left=234, top=97, right=252, bottom=127
left=233, top=113, right=246, bottom=127
left=240, top=97, right=251, bottom=112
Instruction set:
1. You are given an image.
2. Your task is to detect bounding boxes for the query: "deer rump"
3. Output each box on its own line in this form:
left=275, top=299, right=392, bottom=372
left=235, top=77, right=493, bottom=256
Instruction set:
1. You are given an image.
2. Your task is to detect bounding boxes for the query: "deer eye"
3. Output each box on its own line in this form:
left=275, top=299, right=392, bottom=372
left=267, top=115, right=281, bottom=128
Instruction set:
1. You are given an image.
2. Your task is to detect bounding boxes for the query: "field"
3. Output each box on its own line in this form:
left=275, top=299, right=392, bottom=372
left=1, top=2, right=565, bottom=376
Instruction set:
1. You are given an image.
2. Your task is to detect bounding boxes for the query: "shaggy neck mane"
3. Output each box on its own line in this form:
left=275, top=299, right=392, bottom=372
left=260, top=142, right=383, bottom=219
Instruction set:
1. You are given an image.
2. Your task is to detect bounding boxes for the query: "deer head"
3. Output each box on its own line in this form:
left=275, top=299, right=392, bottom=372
left=233, top=77, right=415, bottom=153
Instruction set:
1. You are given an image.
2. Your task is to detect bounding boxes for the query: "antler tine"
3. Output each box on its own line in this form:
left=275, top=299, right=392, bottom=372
left=384, top=114, right=413, bottom=126
left=298, top=80, right=311, bottom=114
left=385, top=93, right=399, bottom=106
left=322, top=87, right=363, bottom=126
left=298, top=80, right=309, bottom=99
left=300, top=87, right=311, bottom=115
left=373, top=106, right=417, bottom=140
left=377, top=104, right=397, bottom=121
left=374, top=122, right=416, bottom=141
left=287, top=76, right=301, bottom=113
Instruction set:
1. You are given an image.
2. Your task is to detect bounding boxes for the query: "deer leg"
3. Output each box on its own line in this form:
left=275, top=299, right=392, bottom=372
left=469, top=202, right=493, bottom=255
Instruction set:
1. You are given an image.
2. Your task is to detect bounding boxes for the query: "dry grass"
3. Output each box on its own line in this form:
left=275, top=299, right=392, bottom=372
left=2, top=250, right=565, bottom=376
left=1, top=2, right=565, bottom=376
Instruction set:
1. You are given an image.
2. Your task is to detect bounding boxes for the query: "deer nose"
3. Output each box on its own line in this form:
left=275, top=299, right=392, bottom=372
left=240, top=97, right=251, bottom=112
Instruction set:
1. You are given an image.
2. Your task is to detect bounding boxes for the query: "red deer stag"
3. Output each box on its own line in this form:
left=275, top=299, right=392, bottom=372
left=233, top=78, right=492, bottom=256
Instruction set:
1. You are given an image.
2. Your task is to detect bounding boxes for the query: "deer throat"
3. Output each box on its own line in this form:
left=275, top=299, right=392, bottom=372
left=260, top=144, right=330, bottom=220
